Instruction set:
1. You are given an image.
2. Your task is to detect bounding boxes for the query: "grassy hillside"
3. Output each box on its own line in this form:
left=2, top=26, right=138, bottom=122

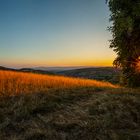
left=0, top=70, right=117, bottom=96
left=0, top=70, right=140, bottom=140
left=57, top=67, right=120, bottom=84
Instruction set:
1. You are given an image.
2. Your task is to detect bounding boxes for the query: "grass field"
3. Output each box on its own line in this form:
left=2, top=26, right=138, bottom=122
left=0, top=70, right=140, bottom=140
left=0, top=70, right=117, bottom=96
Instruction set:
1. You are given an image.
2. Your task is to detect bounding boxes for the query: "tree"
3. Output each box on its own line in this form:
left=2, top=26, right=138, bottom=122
left=106, top=0, right=140, bottom=87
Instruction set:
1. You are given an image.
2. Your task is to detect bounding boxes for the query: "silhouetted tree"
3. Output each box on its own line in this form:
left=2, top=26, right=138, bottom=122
left=106, top=0, right=140, bottom=87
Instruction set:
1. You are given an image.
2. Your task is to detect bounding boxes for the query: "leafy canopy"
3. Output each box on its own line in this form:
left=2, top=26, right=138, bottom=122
left=106, top=0, right=140, bottom=87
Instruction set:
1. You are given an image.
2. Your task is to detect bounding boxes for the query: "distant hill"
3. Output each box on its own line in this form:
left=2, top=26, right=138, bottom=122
left=34, top=66, right=89, bottom=72
left=19, top=68, right=54, bottom=75
left=0, top=66, right=121, bottom=84
left=0, top=66, right=16, bottom=71
left=57, top=67, right=120, bottom=84
left=0, top=66, right=54, bottom=75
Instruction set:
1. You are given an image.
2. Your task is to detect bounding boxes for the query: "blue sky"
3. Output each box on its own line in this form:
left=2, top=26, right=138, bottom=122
left=0, top=0, right=115, bottom=68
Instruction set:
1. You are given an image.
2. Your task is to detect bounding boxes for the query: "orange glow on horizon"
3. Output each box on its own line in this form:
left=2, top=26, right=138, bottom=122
left=2, top=59, right=114, bottom=68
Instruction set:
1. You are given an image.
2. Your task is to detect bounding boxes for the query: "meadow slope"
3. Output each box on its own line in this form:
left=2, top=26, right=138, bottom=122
left=0, top=70, right=117, bottom=96
left=0, top=70, right=140, bottom=140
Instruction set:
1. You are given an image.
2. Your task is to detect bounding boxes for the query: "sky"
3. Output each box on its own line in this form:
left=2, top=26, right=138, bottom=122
left=0, top=0, right=116, bottom=68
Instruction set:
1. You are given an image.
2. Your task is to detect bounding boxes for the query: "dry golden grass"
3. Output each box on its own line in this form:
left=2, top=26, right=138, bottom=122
left=0, top=70, right=118, bottom=95
left=0, top=71, right=139, bottom=140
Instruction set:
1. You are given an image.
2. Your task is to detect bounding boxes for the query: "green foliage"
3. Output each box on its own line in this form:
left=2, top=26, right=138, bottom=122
left=106, top=0, right=140, bottom=87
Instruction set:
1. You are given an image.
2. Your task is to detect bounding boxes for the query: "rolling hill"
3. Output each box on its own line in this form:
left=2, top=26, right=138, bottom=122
left=0, top=70, right=139, bottom=140
left=34, top=66, right=88, bottom=72
left=0, top=70, right=117, bottom=96
left=0, top=66, right=121, bottom=84
left=0, top=66, right=54, bottom=75
left=57, top=67, right=121, bottom=84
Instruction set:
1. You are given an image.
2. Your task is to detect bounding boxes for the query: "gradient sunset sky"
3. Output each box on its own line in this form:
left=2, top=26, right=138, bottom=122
left=0, top=0, right=116, bottom=68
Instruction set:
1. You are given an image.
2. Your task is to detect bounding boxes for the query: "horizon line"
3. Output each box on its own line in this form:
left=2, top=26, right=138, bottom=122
left=0, top=64, right=114, bottom=69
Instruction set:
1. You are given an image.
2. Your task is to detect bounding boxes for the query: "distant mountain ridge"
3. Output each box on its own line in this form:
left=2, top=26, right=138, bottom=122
left=0, top=66, right=53, bottom=75
left=0, top=66, right=16, bottom=71
left=34, top=66, right=91, bottom=72
left=0, top=66, right=91, bottom=73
